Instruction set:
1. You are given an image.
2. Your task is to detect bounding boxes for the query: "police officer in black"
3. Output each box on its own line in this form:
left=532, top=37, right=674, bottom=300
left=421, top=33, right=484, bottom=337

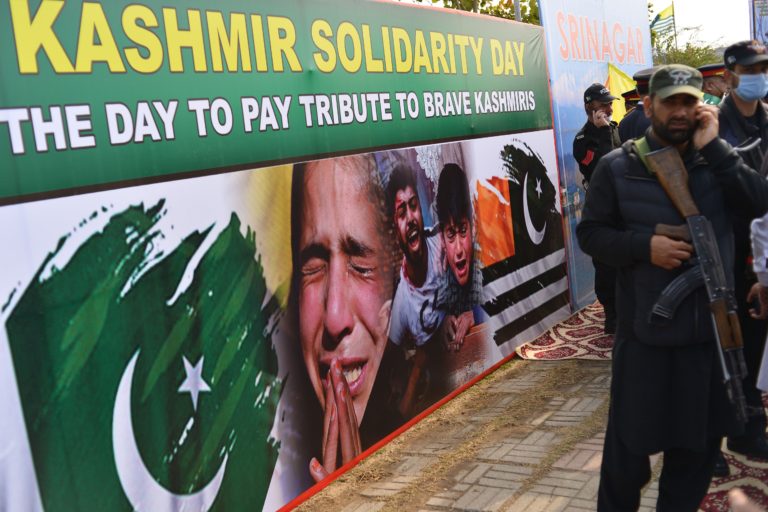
left=720, top=40, right=768, bottom=172
left=716, top=40, right=768, bottom=473
left=618, top=67, right=657, bottom=142
left=574, top=84, right=620, bottom=184
left=573, top=84, right=620, bottom=333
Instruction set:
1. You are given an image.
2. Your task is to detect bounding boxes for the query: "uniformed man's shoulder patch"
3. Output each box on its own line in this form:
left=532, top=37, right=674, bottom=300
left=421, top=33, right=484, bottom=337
left=575, top=134, right=585, bottom=140
left=580, top=149, right=595, bottom=165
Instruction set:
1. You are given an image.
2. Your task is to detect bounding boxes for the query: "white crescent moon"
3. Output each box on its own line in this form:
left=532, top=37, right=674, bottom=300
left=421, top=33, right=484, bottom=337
left=113, top=350, right=228, bottom=511
left=523, top=172, right=547, bottom=245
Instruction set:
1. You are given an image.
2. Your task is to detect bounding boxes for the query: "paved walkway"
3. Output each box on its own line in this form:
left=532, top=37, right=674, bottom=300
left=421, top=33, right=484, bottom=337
left=296, top=355, right=755, bottom=512
left=296, top=358, right=614, bottom=511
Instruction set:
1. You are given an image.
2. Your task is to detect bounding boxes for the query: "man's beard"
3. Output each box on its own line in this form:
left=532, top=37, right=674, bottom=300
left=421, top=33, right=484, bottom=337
left=399, top=221, right=423, bottom=261
left=652, top=117, right=695, bottom=145
left=400, top=236, right=423, bottom=264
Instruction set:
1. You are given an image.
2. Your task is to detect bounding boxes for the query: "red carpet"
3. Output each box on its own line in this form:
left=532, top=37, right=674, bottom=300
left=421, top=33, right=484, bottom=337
left=702, top=452, right=768, bottom=511
left=701, top=398, right=768, bottom=510
left=515, top=302, right=613, bottom=360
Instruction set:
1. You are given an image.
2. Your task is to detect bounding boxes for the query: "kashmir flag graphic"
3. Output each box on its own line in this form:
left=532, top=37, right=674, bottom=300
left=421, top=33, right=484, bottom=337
left=4, top=201, right=282, bottom=511
left=651, top=3, right=675, bottom=37
left=476, top=139, right=570, bottom=354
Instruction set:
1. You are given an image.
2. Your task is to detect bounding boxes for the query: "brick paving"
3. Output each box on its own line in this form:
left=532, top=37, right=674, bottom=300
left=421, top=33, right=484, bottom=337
left=297, top=357, right=734, bottom=512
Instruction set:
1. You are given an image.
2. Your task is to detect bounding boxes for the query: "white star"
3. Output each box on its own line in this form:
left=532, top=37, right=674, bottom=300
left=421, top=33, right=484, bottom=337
left=178, top=355, right=211, bottom=412
left=535, top=178, right=543, bottom=199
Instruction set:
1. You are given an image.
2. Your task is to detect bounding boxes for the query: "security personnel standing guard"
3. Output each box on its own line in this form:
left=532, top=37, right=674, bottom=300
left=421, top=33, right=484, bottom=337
left=578, top=64, right=768, bottom=511
left=698, top=62, right=728, bottom=104
left=720, top=40, right=768, bottom=172
left=715, top=40, right=768, bottom=476
left=573, top=83, right=620, bottom=334
left=573, top=84, right=620, bottom=184
left=621, top=88, right=641, bottom=113
left=618, top=67, right=657, bottom=142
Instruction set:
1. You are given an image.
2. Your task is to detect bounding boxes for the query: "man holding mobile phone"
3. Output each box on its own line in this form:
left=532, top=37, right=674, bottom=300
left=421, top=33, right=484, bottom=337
left=574, top=83, right=621, bottom=334
left=578, top=64, right=768, bottom=510
left=574, top=84, right=621, bottom=185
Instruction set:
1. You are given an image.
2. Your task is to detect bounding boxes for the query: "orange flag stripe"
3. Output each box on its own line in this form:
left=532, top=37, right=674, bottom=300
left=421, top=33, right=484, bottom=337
left=475, top=176, right=516, bottom=268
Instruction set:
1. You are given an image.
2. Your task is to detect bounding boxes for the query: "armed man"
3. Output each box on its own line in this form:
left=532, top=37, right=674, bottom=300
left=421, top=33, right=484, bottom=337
left=577, top=64, right=768, bottom=511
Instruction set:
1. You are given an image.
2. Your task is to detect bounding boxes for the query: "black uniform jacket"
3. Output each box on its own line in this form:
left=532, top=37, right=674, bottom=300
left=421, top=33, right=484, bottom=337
left=618, top=103, right=651, bottom=143
left=577, top=133, right=768, bottom=454
left=719, top=94, right=768, bottom=342
left=572, top=120, right=620, bottom=184
left=719, top=93, right=768, bottom=173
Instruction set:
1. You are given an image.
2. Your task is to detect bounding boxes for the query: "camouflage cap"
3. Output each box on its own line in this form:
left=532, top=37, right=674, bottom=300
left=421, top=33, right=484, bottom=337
left=649, top=64, right=704, bottom=100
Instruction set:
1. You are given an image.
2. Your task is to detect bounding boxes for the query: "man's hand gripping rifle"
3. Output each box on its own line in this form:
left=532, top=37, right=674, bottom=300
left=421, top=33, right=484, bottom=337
left=646, top=145, right=749, bottom=424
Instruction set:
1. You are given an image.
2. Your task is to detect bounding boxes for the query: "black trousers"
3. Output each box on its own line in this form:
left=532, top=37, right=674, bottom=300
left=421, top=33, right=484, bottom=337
left=598, top=414, right=720, bottom=512
left=593, top=259, right=617, bottom=330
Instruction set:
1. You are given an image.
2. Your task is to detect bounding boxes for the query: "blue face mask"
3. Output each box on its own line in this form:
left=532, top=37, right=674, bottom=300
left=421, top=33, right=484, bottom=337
left=735, top=73, right=768, bottom=101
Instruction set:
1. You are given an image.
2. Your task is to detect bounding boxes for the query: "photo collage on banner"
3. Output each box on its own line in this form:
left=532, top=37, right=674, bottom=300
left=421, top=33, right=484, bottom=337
left=0, top=1, right=567, bottom=510
left=0, top=131, right=567, bottom=511
left=538, top=0, right=653, bottom=309
left=272, top=131, right=568, bottom=507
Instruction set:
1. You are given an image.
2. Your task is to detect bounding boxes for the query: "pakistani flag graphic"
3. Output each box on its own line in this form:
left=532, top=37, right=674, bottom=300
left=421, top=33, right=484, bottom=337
left=5, top=201, right=282, bottom=511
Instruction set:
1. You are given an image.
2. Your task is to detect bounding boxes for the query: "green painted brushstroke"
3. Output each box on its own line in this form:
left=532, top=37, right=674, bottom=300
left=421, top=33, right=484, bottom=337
left=6, top=204, right=281, bottom=511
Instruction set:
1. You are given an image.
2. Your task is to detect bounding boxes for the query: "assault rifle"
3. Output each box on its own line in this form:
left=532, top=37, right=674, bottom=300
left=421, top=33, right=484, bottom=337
left=646, top=145, right=749, bottom=424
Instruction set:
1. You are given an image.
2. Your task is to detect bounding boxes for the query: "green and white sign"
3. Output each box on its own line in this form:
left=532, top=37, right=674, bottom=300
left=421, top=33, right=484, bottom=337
left=0, top=0, right=548, bottom=204
left=0, top=2, right=565, bottom=511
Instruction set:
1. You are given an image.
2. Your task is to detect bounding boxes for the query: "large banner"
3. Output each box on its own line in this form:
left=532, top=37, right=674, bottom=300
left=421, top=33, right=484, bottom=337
left=0, top=0, right=550, bottom=203
left=0, top=1, right=568, bottom=510
left=751, top=0, right=768, bottom=44
left=537, top=0, right=652, bottom=309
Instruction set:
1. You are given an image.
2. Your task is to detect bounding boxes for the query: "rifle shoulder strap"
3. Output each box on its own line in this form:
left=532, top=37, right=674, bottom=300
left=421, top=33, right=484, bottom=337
left=632, top=136, right=653, bottom=174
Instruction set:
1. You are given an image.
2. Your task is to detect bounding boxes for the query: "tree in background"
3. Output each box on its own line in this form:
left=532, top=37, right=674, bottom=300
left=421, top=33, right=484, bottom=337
left=647, top=2, right=720, bottom=68
left=401, top=0, right=540, bottom=24
left=652, top=28, right=720, bottom=67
